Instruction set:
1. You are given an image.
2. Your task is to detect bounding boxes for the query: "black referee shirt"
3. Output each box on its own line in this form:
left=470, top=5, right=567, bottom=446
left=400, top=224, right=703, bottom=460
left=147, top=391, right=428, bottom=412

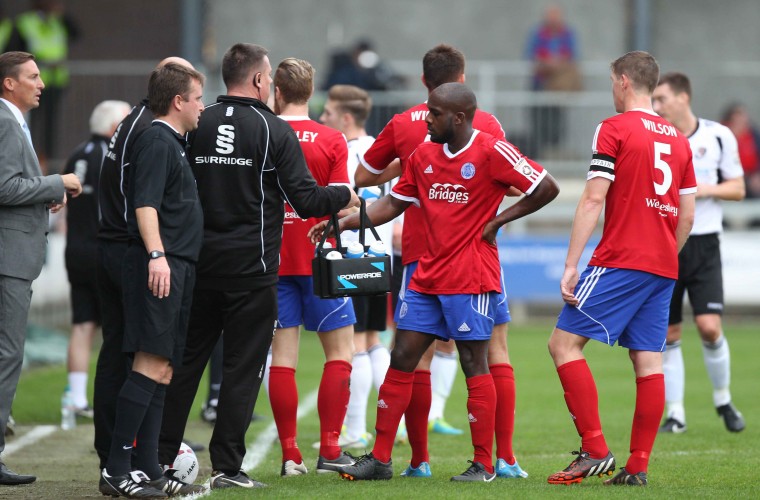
left=98, top=99, right=152, bottom=243
left=65, top=134, right=108, bottom=259
left=127, top=121, right=203, bottom=262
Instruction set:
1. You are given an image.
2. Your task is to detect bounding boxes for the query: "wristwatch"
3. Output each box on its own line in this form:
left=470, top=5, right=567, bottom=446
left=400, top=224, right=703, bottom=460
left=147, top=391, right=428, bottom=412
left=149, top=250, right=165, bottom=259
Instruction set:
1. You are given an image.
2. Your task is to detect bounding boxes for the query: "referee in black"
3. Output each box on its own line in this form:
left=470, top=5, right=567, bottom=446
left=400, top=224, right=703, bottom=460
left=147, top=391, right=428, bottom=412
left=63, top=99, right=130, bottom=417
left=99, top=63, right=206, bottom=498
left=93, top=57, right=195, bottom=472
left=157, top=43, right=359, bottom=490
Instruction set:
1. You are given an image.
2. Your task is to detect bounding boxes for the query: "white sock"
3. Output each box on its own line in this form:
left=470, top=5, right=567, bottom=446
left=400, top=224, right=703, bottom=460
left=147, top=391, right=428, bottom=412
left=429, top=350, right=457, bottom=421
left=662, top=341, right=686, bottom=423
left=345, top=352, right=372, bottom=440
left=702, top=334, right=732, bottom=407
left=368, top=344, right=390, bottom=392
left=68, top=371, right=89, bottom=408
left=262, top=349, right=272, bottom=398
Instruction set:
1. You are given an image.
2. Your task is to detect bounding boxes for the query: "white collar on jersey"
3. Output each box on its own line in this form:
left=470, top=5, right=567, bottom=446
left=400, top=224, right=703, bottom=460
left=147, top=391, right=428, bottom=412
left=278, top=115, right=310, bottom=121
left=629, top=107, right=658, bottom=116
left=443, top=129, right=479, bottom=158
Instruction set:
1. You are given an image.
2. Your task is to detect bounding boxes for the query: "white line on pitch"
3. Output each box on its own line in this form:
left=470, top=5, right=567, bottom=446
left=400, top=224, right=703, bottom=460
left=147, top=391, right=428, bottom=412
left=242, top=389, right=319, bottom=472
left=3, top=425, right=57, bottom=456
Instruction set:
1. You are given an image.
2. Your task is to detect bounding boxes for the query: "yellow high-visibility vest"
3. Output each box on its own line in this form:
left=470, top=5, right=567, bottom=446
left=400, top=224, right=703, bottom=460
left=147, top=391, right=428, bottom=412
left=0, top=18, right=12, bottom=52
left=15, top=11, right=69, bottom=87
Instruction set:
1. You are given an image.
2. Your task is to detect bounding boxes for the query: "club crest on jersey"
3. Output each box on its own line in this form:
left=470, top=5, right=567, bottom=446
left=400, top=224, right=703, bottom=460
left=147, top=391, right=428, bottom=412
left=460, top=162, right=476, bottom=179
left=696, top=147, right=706, bottom=159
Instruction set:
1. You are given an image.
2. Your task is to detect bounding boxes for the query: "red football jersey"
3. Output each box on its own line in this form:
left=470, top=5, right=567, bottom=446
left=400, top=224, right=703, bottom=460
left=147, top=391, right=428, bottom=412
left=392, top=131, right=545, bottom=294
left=279, top=117, right=349, bottom=275
left=361, top=102, right=505, bottom=265
left=587, top=109, right=697, bottom=279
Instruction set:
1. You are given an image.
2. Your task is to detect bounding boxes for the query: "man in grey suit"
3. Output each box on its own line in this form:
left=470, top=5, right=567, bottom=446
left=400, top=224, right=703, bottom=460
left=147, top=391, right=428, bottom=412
left=0, top=51, right=82, bottom=485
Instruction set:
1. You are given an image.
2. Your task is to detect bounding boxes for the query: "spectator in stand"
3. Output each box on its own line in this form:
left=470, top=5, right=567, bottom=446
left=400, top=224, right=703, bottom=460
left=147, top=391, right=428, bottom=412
left=323, top=38, right=403, bottom=92
left=722, top=103, right=760, bottom=199
left=524, top=4, right=581, bottom=153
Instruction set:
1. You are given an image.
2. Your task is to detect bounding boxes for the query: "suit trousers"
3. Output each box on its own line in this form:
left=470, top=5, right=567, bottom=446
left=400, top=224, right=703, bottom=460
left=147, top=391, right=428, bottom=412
left=0, top=275, right=33, bottom=452
left=158, top=284, right=277, bottom=472
left=93, top=240, right=130, bottom=468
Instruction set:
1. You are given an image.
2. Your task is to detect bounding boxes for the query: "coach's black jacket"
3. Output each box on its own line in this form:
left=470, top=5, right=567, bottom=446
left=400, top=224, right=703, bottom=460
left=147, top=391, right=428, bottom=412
left=189, top=95, right=350, bottom=290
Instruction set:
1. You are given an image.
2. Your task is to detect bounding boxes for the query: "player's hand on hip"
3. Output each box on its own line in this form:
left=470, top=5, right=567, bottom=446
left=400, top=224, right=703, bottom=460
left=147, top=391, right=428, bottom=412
left=481, top=220, right=499, bottom=246
left=148, top=257, right=171, bottom=298
left=560, top=266, right=580, bottom=306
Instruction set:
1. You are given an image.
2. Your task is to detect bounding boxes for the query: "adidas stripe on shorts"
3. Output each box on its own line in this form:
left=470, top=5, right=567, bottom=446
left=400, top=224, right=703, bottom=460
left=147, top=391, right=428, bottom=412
left=556, top=266, right=675, bottom=352
left=396, top=289, right=497, bottom=341
left=395, top=261, right=510, bottom=327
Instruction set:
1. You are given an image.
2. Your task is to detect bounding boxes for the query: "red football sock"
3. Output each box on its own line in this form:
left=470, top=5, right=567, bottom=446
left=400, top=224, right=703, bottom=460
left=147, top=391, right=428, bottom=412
left=466, top=374, right=496, bottom=473
left=372, top=368, right=414, bottom=463
left=557, top=359, right=609, bottom=459
left=318, top=360, right=352, bottom=460
left=404, top=370, right=431, bottom=468
left=490, top=363, right=516, bottom=464
left=626, top=374, right=665, bottom=474
left=269, top=366, right=302, bottom=463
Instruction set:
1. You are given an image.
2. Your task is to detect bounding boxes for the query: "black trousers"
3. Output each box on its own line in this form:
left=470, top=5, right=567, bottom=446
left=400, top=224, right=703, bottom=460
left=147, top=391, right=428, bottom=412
left=158, top=285, right=277, bottom=472
left=93, top=240, right=130, bottom=469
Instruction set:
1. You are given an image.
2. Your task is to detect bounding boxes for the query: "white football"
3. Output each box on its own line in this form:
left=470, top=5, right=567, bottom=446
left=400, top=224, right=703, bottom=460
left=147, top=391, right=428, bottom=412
left=168, top=442, right=199, bottom=484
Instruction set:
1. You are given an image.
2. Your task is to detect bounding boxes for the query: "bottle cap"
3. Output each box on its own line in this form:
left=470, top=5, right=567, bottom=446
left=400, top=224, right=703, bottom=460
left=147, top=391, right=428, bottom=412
left=345, top=241, right=364, bottom=258
left=367, top=240, right=386, bottom=257
left=326, top=250, right=343, bottom=260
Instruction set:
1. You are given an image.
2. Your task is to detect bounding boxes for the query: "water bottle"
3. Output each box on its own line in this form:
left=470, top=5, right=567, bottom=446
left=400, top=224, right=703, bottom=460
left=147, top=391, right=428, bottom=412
left=315, top=241, right=333, bottom=256
left=61, top=386, right=76, bottom=430
left=325, top=250, right=343, bottom=260
left=367, top=240, right=387, bottom=257
left=345, top=241, right=365, bottom=259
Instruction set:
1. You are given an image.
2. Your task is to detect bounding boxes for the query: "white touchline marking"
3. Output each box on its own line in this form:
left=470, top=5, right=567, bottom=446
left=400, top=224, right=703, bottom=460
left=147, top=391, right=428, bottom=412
left=3, top=425, right=57, bottom=456
left=178, top=389, right=320, bottom=499
left=242, top=390, right=319, bottom=471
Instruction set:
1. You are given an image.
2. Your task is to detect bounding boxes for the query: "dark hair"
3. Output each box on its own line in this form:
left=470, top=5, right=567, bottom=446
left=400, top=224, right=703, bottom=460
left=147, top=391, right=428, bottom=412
left=326, top=84, right=372, bottom=126
left=0, top=51, right=35, bottom=83
left=611, top=51, right=659, bottom=94
left=422, top=44, right=465, bottom=92
left=274, top=58, right=314, bottom=105
left=658, top=71, right=692, bottom=99
left=148, top=63, right=205, bottom=116
left=222, top=43, right=269, bottom=88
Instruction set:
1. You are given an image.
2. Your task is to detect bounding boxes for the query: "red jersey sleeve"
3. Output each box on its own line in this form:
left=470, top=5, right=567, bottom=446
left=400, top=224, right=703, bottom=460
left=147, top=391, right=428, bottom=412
left=361, top=119, right=397, bottom=174
left=328, top=135, right=350, bottom=185
left=390, top=149, right=420, bottom=206
left=489, top=138, right=547, bottom=195
left=588, top=121, right=620, bottom=182
left=679, top=150, right=697, bottom=194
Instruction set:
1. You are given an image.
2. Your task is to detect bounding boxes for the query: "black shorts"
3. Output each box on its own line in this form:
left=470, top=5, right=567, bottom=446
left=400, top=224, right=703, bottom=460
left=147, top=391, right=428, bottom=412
left=669, top=233, right=724, bottom=325
left=122, top=246, right=195, bottom=366
left=66, top=250, right=101, bottom=324
left=352, top=294, right=387, bottom=332
left=69, top=281, right=101, bottom=324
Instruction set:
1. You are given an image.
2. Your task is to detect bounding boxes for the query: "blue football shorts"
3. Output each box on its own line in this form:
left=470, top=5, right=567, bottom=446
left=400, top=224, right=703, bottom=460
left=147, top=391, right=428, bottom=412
left=395, top=261, right=510, bottom=325
left=556, top=266, right=675, bottom=352
left=397, top=289, right=498, bottom=342
left=276, top=276, right=356, bottom=332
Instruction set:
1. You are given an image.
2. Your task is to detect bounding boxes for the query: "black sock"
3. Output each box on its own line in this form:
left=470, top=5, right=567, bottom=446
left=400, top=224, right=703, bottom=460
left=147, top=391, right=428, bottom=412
left=133, top=384, right=167, bottom=480
left=105, top=371, right=157, bottom=476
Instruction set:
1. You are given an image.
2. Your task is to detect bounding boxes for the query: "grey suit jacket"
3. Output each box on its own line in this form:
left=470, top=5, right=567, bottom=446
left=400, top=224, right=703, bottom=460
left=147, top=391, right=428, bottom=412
left=0, top=100, right=65, bottom=281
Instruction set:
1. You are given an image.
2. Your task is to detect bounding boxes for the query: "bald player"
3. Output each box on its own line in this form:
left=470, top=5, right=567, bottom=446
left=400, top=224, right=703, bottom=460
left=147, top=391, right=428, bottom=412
left=311, top=83, right=559, bottom=482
